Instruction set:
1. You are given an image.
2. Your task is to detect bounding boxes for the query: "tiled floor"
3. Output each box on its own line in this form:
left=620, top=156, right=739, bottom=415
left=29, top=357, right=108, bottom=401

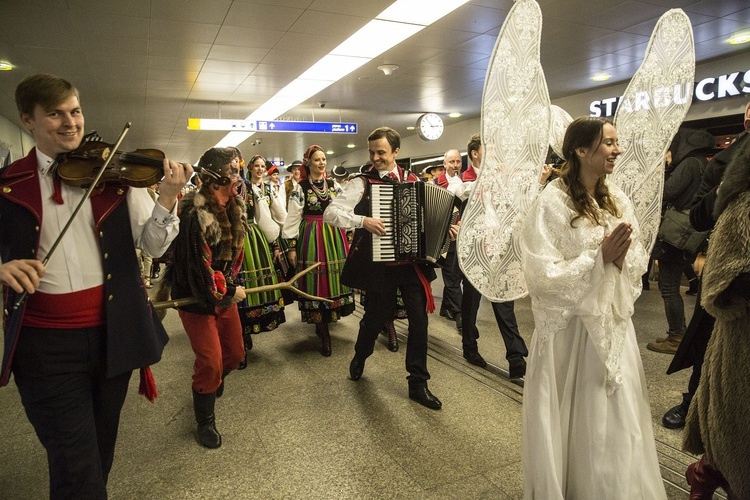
left=0, top=275, right=723, bottom=499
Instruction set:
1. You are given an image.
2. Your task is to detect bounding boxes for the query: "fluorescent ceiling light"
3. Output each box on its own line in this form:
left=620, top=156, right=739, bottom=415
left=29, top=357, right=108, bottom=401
left=214, top=0, right=471, bottom=149
left=326, top=150, right=334, bottom=155
left=0, top=62, right=13, bottom=71
left=347, top=144, right=356, bottom=148
left=299, top=55, right=372, bottom=82
left=332, top=20, right=424, bottom=58
left=448, top=112, right=461, bottom=118
left=592, top=72, right=611, bottom=82
left=728, top=32, right=750, bottom=45
left=377, top=0, right=472, bottom=26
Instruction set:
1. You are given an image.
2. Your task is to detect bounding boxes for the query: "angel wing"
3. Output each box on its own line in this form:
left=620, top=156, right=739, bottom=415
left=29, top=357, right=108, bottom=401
left=549, top=105, right=573, bottom=158
left=456, top=0, right=550, bottom=302
left=611, top=9, right=695, bottom=254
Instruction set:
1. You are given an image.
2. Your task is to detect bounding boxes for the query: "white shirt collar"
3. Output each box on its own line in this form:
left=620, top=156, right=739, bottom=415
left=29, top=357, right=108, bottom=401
left=36, top=149, right=56, bottom=176
left=379, top=167, right=399, bottom=181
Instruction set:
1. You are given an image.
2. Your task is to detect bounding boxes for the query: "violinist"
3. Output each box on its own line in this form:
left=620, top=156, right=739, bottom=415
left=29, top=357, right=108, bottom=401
left=0, top=73, right=192, bottom=499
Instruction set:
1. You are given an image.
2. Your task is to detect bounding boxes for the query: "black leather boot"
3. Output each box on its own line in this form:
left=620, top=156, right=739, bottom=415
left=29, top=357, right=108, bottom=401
left=216, top=369, right=231, bottom=398
left=192, top=389, right=221, bottom=449
left=238, top=333, right=252, bottom=370
left=383, top=321, right=398, bottom=352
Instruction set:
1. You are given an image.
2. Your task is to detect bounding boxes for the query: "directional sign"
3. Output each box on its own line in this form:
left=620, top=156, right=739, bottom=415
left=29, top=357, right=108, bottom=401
left=188, top=118, right=357, bottom=134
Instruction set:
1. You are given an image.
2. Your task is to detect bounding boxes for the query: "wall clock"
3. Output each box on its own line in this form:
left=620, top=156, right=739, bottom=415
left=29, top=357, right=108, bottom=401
left=416, top=113, right=444, bottom=141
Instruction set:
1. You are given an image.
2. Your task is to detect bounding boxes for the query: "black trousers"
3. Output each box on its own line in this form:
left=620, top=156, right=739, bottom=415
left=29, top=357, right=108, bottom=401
left=460, top=275, right=528, bottom=361
left=12, top=326, right=132, bottom=500
left=439, top=250, right=462, bottom=315
left=355, top=267, right=429, bottom=385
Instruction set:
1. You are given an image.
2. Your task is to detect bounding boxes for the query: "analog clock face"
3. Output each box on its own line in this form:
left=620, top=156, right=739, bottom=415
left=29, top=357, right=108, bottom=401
left=417, top=113, right=444, bottom=141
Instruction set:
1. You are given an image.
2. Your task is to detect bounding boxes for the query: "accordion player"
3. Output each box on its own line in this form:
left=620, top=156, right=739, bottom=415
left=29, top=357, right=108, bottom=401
left=370, top=182, right=457, bottom=265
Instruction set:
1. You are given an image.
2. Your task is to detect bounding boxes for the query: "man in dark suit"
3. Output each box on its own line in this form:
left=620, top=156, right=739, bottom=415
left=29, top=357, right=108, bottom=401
left=323, top=126, right=442, bottom=410
left=0, top=73, right=191, bottom=499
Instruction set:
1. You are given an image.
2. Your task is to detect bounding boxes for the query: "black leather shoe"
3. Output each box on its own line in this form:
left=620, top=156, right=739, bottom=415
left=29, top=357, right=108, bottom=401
left=509, top=358, right=526, bottom=379
left=439, top=308, right=456, bottom=321
left=237, top=351, right=248, bottom=370
left=349, top=357, right=365, bottom=381
left=408, top=385, right=442, bottom=410
left=662, top=403, right=688, bottom=429
left=463, top=350, right=487, bottom=368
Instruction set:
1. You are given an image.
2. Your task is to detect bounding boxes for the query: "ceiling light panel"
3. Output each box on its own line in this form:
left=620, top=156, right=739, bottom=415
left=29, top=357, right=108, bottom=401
left=377, top=0, right=472, bottom=26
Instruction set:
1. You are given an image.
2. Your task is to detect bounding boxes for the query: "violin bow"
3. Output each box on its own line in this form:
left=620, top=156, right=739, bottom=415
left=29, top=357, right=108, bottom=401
left=13, top=122, right=132, bottom=311
left=150, top=262, right=334, bottom=311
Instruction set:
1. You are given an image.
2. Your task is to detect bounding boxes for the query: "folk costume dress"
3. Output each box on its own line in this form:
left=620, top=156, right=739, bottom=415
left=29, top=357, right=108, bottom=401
left=282, top=178, right=355, bottom=324
left=519, top=178, right=665, bottom=499
left=236, top=181, right=286, bottom=338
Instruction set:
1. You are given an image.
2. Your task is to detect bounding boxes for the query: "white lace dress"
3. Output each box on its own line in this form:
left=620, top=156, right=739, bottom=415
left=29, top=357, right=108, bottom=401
left=519, top=178, right=665, bottom=499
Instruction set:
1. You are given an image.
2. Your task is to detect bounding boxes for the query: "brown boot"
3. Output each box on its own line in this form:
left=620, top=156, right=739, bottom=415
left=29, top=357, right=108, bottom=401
left=647, top=331, right=683, bottom=354
left=686, top=456, right=729, bottom=499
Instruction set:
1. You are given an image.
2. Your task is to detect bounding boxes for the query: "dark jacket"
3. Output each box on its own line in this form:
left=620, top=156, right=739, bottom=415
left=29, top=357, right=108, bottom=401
left=657, top=129, right=713, bottom=261
left=0, top=149, right=168, bottom=385
left=690, top=131, right=749, bottom=232
left=664, top=129, right=713, bottom=210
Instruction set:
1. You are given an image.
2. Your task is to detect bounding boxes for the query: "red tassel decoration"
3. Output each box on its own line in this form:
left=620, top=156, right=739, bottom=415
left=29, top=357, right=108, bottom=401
left=139, top=366, right=158, bottom=403
left=412, top=264, right=435, bottom=313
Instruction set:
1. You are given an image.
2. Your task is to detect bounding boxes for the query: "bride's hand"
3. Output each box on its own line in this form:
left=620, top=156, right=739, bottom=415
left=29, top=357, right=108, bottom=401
left=601, top=222, right=632, bottom=266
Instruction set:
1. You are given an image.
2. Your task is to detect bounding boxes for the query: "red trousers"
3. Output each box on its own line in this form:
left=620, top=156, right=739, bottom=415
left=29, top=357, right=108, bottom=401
left=178, top=304, right=244, bottom=394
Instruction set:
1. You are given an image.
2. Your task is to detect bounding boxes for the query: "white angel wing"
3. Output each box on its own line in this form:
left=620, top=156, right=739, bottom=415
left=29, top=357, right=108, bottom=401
left=457, top=0, right=550, bottom=302
left=549, top=105, right=573, bottom=158
left=611, top=9, right=695, bottom=254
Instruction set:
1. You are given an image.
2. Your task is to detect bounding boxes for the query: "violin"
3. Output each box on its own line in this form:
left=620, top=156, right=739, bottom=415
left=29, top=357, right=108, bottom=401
left=56, top=133, right=167, bottom=188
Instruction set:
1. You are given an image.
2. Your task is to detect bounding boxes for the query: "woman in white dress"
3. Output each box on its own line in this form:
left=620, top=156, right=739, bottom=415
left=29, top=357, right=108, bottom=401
left=520, top=117, right=666, bottom=499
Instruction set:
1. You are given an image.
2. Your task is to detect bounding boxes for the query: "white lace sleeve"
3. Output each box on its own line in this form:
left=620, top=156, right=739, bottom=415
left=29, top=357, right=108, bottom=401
left=520, top=187, right=603, bottom=311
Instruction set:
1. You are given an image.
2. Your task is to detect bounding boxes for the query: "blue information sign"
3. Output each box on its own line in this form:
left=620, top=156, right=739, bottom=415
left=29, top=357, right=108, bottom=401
left=188, top=118, right=358, bottom=134
left=256, top=121, right=357, bottom=134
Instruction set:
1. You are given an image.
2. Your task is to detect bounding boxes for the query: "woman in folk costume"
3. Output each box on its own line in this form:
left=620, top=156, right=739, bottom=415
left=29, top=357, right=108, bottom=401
left=519, top=118, right=665, bottom=498
left=160, top=147, right=247, bottom=449
left=281, top=145, right=355, bottom=356
left=236, top=154, right=287, bottom=368
left=683, top=137, right=750, bottom=499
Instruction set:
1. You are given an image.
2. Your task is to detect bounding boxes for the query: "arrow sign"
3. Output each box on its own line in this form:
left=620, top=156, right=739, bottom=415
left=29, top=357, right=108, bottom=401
left=188, top=118, right=357, bottom=134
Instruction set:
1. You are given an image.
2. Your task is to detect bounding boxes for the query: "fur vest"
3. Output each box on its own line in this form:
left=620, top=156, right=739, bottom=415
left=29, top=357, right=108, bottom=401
left=157, top=189, right=246, bottom=315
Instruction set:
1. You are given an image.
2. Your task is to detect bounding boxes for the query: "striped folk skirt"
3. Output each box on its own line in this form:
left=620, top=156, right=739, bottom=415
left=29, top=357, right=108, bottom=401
left=237, top=223, right=286, bottom=335
left=295, top=215, right=355, bottom=324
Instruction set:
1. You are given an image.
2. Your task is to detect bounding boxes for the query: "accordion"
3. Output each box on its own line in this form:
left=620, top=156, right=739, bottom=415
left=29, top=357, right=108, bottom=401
left=371, top=182, right=457, bottom=264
